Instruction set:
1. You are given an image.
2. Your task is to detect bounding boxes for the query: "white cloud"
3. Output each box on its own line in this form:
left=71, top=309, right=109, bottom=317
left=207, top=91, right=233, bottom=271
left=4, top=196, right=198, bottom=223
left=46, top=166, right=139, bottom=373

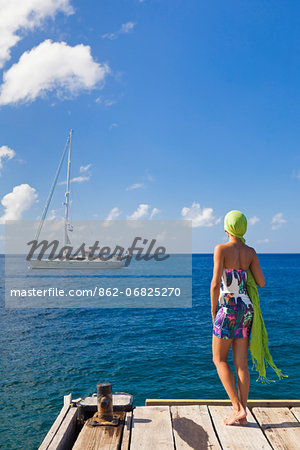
left=150, top=207, right=160, bottom=219
left=48, top=209, right=57, bottom=220
left=249, top=216, right=260, bottom=226
left=271, top=212, right=286, bottom=230
left=103, top=99, right=116, bottom=106
left=0, top=0, right=74, bottom=68
left=95, top=96, right=116, bottom=106
left=0, top=39, right=110, bottom=105
left=181, top=202, right=218, bottom=227
left=103, top=207, right=121, bottom=227
left=0, top=145, right=15, bottom=170
left=126, top=183, right=144, bottom=191
left=145, top=171, right=155, bottom=182
left=70, top=175, right=90, bottom=183
left=102, top=22, right=136, bottom=40
left=127, top=204, right=149, bottom=220
left=79, top=163, right=91, bottom=173
left=59, top=163, right=92, bottom=185
left=120, top=22, right=135, bottom=33
left=109, top=123, right=118, bottom=130
left=256, top=238, right=270, bottom=244
left=58, top=175, right=90, bottom=185
left=105, top=207, right=121, bottom=221
left=292, top=169, right=300, bottom=179
left=0, top=183, right=38, bottom=223
left=126, top=171, right=155, bottom=191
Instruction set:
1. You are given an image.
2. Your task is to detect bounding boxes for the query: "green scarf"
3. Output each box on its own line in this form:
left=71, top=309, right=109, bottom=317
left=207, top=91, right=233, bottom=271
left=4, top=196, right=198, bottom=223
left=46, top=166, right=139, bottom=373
left=246, top=269, right=288, bottom=383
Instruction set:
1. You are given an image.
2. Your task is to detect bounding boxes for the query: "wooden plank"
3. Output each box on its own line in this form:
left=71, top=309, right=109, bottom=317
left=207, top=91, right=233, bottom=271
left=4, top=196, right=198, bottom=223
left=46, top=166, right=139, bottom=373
left=39, top=404, right=70, bottom=450
left=146, top=399, right=300, bottom=408
left=170, top=405, right=221, bottom=449
left=73, top=411, right=125, bottom=450
left=291, top=407, right=300, bottom=422
left=48, top=407, right=77, bottom=450
left=252, top=407, right=300, bottom=450
left=130, top=406, right=174, bottom=449
left=209, top=406, right=272, bottom=449
left=121, top=411, right=132, bottom=450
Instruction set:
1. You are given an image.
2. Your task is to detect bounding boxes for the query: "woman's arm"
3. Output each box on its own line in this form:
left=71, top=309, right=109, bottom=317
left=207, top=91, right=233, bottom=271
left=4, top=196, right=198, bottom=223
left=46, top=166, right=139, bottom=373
left=210, top=245, right=224, bottom=323
left=250, top=250, right=265, bottom=288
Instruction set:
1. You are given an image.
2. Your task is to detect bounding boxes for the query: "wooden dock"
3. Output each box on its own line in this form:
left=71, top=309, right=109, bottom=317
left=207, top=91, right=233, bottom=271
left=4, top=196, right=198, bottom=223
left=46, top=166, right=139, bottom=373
left=40, top=397, right=300, bottom=449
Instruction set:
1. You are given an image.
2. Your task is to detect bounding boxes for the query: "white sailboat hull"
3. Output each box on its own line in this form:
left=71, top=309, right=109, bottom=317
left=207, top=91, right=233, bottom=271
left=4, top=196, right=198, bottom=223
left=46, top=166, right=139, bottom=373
left=29, top=258, right=124, bottom=269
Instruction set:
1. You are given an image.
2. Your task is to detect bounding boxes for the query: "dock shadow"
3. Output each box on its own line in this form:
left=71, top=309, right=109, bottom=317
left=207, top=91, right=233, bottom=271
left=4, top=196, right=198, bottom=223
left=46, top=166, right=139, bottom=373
left=261, top=421, right=300, bottom=429
left=172, top=417, right=209, bottom=449
left=131, top=418, right=152, bottom=426
left=231, top=422, right=258, bottom=428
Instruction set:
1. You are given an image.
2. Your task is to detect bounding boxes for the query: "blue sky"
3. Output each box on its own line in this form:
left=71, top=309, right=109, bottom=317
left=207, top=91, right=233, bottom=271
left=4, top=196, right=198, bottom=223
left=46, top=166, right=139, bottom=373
left=0, top=0, right=299, bottom=252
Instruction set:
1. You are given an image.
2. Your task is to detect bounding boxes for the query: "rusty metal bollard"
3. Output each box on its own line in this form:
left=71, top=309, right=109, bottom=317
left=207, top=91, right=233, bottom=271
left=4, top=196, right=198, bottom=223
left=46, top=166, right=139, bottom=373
left=86, top=382, right=119, bottom=427
left=97, top=382, right=113, bottom=421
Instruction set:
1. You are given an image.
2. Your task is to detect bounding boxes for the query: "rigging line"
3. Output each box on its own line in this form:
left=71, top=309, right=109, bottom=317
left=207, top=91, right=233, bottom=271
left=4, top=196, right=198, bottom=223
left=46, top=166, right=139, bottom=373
left=64, top=129, right=73, bottom=246
left=34, top=132, right=71, bottom=241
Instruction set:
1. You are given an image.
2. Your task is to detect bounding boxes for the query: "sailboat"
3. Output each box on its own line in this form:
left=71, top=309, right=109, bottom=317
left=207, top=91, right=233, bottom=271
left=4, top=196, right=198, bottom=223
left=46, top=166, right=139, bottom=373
left=29, top=130, right=124, bottom=269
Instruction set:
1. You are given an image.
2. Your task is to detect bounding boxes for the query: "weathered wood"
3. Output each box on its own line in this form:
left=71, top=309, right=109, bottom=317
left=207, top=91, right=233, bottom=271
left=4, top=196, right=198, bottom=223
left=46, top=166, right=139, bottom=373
left=39, top=394, right=73, bottom=450
left=39, top=404, right=70, bottom=450
left=209, top=405, right=272, bottom=449
left=130, top=406, right=174, bottom=449
left=73, top=411, right=125, bottom=450
left=41, top=397, right=300, bottom=450
left=291, top=407, right=300, bottom=422
left=170, top=405, right=221, bottom=449
left=252, top=407, right=300, bottom=450
left=121, top=411, right=132, bottom=450
left=146, top=399, right=300, bottom=408
left=48, top=406, right=78, bottom=450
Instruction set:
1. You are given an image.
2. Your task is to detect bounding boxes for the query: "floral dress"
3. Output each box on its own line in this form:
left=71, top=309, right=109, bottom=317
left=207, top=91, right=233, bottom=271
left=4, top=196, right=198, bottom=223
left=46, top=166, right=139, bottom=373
left=213, top=268, right=254, bottom=339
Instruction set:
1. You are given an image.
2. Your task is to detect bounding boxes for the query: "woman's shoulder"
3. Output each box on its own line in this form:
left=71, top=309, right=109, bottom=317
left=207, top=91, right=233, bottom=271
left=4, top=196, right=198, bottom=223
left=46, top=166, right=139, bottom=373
left=213, top=243, right=230, bottom=259
left=214, top=243, right=228, bottom=253
left=244, top=244, right=256, bottom=255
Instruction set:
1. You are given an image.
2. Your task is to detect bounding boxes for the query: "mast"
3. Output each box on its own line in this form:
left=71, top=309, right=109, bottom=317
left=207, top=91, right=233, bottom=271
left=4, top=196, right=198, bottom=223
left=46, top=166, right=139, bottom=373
left=64, top=129, right=73, bottom=246
left=34, top=132, right=71, bottom=241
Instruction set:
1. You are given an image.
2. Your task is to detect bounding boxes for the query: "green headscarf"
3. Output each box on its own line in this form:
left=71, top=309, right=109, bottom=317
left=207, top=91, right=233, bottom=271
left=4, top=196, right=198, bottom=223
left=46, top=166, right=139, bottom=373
left=224, top=210, right=247, bottom=243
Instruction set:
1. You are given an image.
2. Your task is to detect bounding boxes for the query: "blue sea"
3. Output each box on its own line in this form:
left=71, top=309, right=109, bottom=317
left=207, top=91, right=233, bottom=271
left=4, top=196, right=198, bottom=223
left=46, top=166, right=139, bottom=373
left=1, top=254, right=299, bottom=449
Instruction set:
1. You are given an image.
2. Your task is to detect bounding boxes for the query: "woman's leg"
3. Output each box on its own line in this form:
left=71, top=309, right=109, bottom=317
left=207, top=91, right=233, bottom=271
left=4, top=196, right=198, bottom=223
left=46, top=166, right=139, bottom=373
left=212, top=335, right=246, bottom=425
left=232, top=337, right=250, bottom=424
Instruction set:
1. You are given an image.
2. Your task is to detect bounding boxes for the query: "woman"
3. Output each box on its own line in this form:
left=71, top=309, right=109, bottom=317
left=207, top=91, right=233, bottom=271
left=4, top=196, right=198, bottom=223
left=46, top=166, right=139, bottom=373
left=211, top=210, right=265, bottom=426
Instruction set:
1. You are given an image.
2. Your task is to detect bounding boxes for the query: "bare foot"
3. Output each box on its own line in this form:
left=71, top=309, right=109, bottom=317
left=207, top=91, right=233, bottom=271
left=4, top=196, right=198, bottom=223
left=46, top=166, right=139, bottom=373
left=223, top=415, right=247, bottom=425
left=237, top=417, right=248, bottom=425
left=223, top=407, right=247, bottom=426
